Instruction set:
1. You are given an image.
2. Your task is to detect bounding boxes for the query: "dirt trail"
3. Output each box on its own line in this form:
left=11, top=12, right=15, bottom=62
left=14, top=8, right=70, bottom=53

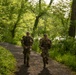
left=0, top=42, right=76, bottom=75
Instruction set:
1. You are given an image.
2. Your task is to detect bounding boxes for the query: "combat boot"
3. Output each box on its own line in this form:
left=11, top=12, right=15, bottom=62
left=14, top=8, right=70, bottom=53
left=26, top=58, right=30, bottom=67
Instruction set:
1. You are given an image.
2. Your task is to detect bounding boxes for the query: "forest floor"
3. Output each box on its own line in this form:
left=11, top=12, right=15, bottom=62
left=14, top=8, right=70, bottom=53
left=0, top=42, right=76, bottom=75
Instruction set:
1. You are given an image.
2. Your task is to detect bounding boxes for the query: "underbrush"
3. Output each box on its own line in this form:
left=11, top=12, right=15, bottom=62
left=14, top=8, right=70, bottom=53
left=49, top=37, right=76, bottom=71
left=32, top=37, right=76, bottom=71
left=0, top=46, right=17, bottom=75
left=49, top=50, right=76, bottom=71
left=32, top=38, right=41, bottom=53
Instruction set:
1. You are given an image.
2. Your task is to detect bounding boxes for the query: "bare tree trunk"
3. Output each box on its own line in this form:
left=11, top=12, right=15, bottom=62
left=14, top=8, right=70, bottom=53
left=68, top=0, right=76, bottom=37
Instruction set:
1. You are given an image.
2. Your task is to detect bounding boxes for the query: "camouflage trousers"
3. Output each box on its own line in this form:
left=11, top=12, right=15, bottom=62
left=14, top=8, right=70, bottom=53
left=41, top=49, right=49, bottom=58
left=23, top=48, right=30, bottom=66
left=41, top=49, right=49, bottom=68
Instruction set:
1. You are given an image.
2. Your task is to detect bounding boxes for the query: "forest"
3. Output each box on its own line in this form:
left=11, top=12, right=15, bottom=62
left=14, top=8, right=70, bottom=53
left=0, top=0, right=76, bottom=75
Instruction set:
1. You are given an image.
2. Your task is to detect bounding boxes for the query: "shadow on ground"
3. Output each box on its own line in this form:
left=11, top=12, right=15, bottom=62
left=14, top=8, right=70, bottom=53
left=38, top=68, right=52, bottom=75
left=15, top=65, right=30, bottom=75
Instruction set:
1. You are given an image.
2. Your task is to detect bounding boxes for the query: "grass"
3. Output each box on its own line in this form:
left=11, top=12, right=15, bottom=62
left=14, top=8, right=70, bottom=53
left=0, top=46, right=17, bottom=75
left=49, top=50, right=76, bottom=71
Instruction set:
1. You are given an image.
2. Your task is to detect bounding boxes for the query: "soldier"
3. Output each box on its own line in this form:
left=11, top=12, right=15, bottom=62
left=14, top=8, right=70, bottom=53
left=39, top=34, right=52, bottom=68
left=21, top=32, right=33, bottom=67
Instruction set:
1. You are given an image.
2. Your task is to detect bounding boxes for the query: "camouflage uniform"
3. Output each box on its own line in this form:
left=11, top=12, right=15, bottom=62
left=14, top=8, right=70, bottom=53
left=39, top=37, right=51, bottom=63
left=21, top=35, right=33, bottom=66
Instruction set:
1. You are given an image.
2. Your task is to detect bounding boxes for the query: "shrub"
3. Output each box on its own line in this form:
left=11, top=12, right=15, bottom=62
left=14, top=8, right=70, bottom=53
left=61, top=53, right=76, bottom=70
left=0, top=46, right=16, bottom=75
left=53, top=37, right=76, bottom=55
left=49, top=37, right=76, bottom=71
left=32, top=38, right=41, bottom=53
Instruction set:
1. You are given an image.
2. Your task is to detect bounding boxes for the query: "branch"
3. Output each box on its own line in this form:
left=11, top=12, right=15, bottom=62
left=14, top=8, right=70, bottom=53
left=48, top=0, right=53, bottom=8
left=39, top=0, right=41, bottom=13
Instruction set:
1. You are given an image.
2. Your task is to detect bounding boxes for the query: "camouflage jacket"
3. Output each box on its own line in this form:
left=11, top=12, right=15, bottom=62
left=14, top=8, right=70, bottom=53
left=39, top=38, right=52, bottom=50
left=21, top=36, right=33, bottom=47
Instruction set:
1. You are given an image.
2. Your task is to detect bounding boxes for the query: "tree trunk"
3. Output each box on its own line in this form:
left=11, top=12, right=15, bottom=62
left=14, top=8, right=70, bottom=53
left=68, top=0, right=76, bottom=37
left=32, top=0, right=53, bottom=37
left=11, top=0, right=28, bottom=38
left=32, top=16, right=40, bottom=36
left=11, top=14, right=20, bottom=38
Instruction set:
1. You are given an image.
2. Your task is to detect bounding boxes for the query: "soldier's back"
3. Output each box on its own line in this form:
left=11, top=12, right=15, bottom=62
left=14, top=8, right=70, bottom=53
left=40, top=38, right=51, bottom=49
left=23, top=36, right=33, bottom=46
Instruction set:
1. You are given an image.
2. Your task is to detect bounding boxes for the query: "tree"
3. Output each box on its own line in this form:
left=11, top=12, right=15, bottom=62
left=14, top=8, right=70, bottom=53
left=11, top=0, right=28, bottom=38
left=50, top=0, right=71, bottom=37
left=30, top=0, right=53, bottom=37
left=0, top=0, right=30, bottom=42
left=69, top=0, right=76, bottom=37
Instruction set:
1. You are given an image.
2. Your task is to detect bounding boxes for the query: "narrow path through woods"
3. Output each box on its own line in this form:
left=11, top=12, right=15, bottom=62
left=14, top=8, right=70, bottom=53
left=0, top=42, right=76, bottom=75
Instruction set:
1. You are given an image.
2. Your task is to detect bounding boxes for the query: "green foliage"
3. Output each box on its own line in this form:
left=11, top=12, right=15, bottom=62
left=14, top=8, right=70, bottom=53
left=59, top=37, right=76, bottom=54
left=0, top=46, right=16, bottom=75
left=50, top=50, right=76, bottom=71
left=0, top=0, right=31, bottom=43
left=0, top=0, right=71, bottom=44
left=49, top=37, right=76, bottom=71
left=61, top=53, right=76, bottom=70
left=32, top=38, right=41, bottom=53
